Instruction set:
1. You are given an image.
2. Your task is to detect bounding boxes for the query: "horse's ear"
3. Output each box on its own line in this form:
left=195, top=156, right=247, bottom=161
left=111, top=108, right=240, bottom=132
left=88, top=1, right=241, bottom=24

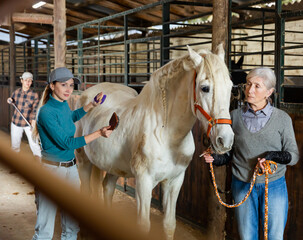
left=237, top=56, right=244, bottom=66
left=216, top=43, right=225, bottom=61
left=187, top=45, right=203, bottom=68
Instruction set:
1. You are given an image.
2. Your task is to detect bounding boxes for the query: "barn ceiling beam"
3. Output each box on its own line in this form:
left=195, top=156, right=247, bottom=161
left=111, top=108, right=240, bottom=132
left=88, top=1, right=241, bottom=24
left=171, top=1, right=212, bottom=7
left=65, top=0, right=176, bottom=31
left=0, top=0, right=35, bottom=22
left=131, top=0, right=184, bottom=19
left=29, top=4, right=98, bottom=35
left=12, top=13, right=53, bottom=25
left=44, top=3, right=96, bottom=22
left=109, top=0, right=163, bottom=20
left=43, top=2, right=124, bottom=31
left=100, top=1, right=159, bottom=25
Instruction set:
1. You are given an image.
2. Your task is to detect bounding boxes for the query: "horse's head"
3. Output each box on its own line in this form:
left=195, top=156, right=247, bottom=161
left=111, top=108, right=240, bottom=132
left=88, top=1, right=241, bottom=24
left=185, top=45, right=234, bottom=154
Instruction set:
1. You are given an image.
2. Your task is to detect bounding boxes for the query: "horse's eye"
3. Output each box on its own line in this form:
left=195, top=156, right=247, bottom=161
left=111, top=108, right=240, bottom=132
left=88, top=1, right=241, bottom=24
left=201, top=86, right=210, bottom=93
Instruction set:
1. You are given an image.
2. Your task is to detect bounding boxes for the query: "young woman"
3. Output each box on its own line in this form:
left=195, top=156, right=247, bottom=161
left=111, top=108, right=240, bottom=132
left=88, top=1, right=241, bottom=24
left=204, top=67, right=299, bottom=240
left=32, top=67, right=112, bottom=240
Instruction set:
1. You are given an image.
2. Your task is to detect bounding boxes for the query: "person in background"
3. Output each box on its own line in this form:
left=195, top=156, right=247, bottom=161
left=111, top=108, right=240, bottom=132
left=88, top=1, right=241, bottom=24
left=31, top=67, right=113, bottom=240
left=7, top=71, right=41, bottom=158
left=204, top=67, right=299, bottom=240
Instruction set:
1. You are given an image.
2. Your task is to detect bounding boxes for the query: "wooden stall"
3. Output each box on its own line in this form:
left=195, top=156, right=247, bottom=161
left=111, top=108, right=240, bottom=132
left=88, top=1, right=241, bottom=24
left=0, top=86, right=11, bottom=131
left=0, top=1, right=303, bottom=240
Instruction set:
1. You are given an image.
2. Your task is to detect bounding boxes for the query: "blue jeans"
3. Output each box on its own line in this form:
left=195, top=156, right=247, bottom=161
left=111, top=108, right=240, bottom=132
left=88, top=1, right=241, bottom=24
left=32, top=164, right=80, bottom=240
left=232, top=175, right=288, bottom=240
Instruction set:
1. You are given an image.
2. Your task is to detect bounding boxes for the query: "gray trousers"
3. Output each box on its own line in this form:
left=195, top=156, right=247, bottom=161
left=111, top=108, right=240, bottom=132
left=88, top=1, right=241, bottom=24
left=32, top=164, right=80, bottom=240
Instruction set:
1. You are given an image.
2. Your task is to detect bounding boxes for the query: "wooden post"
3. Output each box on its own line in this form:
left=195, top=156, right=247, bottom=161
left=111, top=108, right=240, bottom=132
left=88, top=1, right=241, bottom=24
left=9, top=14, right=15, bottom=96
left=54, top=0, right=66, bottom=68
left=208, top=0, right=228, bottom=239
left=212, top=0, right=228, bottom=55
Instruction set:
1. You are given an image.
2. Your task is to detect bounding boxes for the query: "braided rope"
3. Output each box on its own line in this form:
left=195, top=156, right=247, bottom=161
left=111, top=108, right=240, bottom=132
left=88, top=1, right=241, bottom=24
left=206, top=148, right=277, bottom=240
left=209, top=162, right=259, bottom=208
left=264, top=168, right=269, bottom=240
left=257, top=160, right=277, bottom=240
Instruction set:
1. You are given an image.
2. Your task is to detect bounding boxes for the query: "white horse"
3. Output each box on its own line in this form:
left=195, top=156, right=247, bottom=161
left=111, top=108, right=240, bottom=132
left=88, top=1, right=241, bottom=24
left=75, top=45, right=234, bottom=240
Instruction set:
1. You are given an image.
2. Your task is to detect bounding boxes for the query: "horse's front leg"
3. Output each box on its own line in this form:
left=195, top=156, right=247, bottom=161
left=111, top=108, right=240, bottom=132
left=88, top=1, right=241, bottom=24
left=76, top=148, right=93, bottom=194
left=103, top=173, right=119, bottom=207
left=135, top=173, right=153, bottom=233
left=161, top=172, right=185, bottom=240
left=90, top=165, right=104, bottom=199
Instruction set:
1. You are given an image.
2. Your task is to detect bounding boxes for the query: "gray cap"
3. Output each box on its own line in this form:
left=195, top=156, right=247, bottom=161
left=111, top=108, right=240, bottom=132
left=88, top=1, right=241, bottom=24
left=48, top=67, right=81, bottom=84
left=21, top=72, right=33, bottom=80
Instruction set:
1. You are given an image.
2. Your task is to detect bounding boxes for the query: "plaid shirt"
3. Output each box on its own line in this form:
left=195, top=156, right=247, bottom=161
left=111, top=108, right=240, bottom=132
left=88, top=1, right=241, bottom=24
left=11, top=88, right=39, bottom=127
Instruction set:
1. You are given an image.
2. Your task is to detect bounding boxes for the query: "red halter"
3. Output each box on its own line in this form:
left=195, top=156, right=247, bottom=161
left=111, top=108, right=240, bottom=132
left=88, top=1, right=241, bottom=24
left=192, top=71, right=232, bottom=137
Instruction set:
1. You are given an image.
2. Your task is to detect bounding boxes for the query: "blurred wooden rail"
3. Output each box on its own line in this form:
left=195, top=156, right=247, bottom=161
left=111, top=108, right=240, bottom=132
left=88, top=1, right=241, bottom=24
left=0, top=131, right=162, bottom=240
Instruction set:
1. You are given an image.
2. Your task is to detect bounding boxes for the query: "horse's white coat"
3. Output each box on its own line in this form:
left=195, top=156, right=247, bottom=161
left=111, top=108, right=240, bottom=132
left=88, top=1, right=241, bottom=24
left=75, top=46, right=234, bottom=240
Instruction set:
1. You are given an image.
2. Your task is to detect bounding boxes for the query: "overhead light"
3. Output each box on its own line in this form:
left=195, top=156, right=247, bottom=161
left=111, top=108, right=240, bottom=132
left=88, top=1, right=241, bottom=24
left=32, top=1, right=46, bottom=9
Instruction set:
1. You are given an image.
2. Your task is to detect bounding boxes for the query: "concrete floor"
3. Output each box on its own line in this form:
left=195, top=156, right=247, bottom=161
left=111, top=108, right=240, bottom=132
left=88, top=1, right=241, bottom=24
left=0, top=161, right=206, bottom=240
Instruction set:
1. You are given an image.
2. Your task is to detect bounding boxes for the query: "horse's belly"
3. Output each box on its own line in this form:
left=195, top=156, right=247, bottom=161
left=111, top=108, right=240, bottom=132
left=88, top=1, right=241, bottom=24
left=151, top=147, right=194, bottom=182
left=97, top=159, right=133, bottom=178
left=84, top=141, right=134, bottom=178
left=153, top=162, right=188, bottom=182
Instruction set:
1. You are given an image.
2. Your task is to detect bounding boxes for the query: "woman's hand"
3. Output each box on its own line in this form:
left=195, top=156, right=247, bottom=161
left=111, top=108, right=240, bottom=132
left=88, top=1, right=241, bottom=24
left=83, top=92, right=106, bottom=112
left=92, top=92, right=106, bottom=106
left=203, top=154, right=215, bottom=163
left=31, top=120, right=36, bottom=128
left=7, top=97, right=13, bottom=104
left=84, top=126, right=113, bottom=144
left=258, top=157, right=266, bottom=171
left=100, top=126, right=113, bottom=138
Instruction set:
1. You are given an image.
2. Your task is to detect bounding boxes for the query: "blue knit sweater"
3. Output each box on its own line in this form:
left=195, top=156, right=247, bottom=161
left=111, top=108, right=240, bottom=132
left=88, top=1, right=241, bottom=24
left=37, top=95, right=87, bottom=162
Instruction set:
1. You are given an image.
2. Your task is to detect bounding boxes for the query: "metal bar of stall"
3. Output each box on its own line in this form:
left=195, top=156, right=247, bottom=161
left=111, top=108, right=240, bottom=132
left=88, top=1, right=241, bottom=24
left=281, top=10, right=303, bottom=18
left=47, top=35, right=51, bottom=78
left=98, top=22, right=100, bottom=83
left=124, top=15, right=129, bottom=86
left=228, top=0, right=232, bottom=70
left=274, top=0, right=284, bottom=106
left=34, top=40, right=38, bottom=90
left=161, top=2, right=170, bottom=66
left=231, top=16, right=276, bottom=28
left=77, top=27, right=83, bottom=81
left=261, top=10, right=265, bottom=66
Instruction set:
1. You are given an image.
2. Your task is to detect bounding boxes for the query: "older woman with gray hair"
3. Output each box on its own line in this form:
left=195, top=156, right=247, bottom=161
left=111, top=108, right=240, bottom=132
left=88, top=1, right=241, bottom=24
left=204, top=67, right=299, bottom=240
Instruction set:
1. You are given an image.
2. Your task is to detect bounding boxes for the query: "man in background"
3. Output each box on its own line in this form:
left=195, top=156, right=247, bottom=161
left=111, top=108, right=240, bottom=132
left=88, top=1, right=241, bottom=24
left=7, top=72, right=41, bottom=158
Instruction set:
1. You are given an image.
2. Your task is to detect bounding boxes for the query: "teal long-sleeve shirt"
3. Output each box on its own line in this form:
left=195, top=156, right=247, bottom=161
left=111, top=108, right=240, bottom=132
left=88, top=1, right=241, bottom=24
left=37, top=94, right=87, bottom=162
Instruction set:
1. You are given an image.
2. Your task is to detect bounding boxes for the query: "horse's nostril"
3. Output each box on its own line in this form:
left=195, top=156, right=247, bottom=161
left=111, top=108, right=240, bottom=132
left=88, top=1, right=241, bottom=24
left=217, top=137, right=224, bottom=147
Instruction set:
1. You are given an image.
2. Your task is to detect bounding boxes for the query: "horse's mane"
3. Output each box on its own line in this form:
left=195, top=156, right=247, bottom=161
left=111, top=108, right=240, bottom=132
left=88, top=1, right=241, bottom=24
left=150, top=50, right=230, bottom=89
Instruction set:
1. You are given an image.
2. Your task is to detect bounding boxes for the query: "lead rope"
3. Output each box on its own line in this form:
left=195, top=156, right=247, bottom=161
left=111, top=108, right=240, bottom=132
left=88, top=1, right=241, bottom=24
left=203, top=148, right=277, bottom=240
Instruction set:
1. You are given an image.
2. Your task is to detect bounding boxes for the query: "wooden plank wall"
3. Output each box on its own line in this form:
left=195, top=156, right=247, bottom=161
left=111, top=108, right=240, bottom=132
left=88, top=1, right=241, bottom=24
left=0, top=86, right=10, bottom=130
left=284, top=114, right=303, bottom=239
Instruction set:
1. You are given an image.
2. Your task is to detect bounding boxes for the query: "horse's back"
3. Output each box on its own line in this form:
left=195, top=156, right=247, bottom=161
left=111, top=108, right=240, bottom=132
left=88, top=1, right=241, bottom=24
left=76, top=82, right=138, bottom=109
